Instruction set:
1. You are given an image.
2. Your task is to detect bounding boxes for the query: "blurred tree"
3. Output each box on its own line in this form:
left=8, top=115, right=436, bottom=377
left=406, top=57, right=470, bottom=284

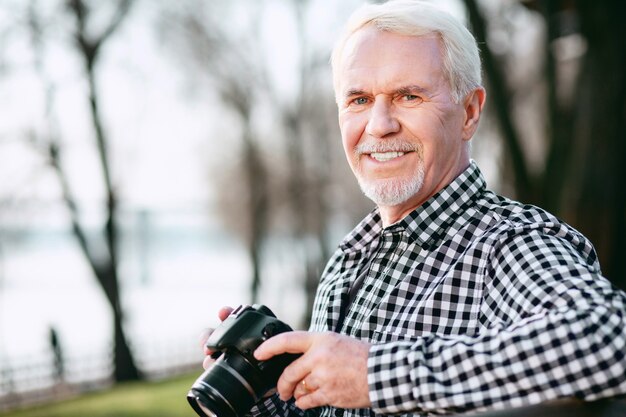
left=27, top=0, right=140, bottom=381
left=465, top=0, right=626, bottom=290
left=274, top=0, right=344, bottom=325
left=160, top=1, right=271, bottom=304
left=159, top=1, right=368, bottom=323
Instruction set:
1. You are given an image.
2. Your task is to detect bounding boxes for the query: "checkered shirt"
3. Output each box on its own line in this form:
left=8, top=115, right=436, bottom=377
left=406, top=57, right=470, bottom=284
left=250, top=161, right=626, bottom=417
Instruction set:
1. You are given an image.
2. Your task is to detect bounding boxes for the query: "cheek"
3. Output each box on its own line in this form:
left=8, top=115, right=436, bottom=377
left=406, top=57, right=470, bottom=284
left=412, top=111, right=462, bottom=154
left=339, top=114, right=366, bottom=159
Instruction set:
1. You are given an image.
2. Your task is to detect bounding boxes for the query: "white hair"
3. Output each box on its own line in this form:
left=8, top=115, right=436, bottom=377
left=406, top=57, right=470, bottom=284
left=331, top=0, right=482, bottom=104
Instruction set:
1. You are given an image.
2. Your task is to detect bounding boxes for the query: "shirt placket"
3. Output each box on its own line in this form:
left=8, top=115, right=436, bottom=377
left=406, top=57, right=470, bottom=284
left=345, top=228, right=406, bottom=338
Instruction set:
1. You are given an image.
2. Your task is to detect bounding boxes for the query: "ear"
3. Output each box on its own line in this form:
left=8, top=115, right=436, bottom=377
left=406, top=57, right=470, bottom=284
left=461, top=87, right=486, bottom=141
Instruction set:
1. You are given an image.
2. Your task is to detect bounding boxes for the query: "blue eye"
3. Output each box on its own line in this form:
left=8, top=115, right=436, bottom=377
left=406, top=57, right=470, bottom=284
left=353, top=97, right=368, bottom=105
left=400, top=94, right=424, bottom=105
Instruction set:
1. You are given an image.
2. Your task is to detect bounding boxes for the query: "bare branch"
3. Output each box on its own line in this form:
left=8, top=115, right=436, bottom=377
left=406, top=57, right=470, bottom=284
left=98, top=0, right=133, bottom=46
left=27, top=1, right=102, bottom=279
left=66, top=0, right=134, bottom=68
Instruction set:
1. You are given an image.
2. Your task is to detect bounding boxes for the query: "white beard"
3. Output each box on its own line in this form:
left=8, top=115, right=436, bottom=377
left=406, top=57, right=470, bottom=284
left=354, top=140, right=425, bottom=206
left=357, top=162, right=425, bottom=206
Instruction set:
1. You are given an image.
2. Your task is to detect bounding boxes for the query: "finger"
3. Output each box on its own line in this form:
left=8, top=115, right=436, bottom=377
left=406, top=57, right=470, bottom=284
left=295, top=389, right=325, bottom=410
left=218, top=306, right=234, bottom=321
left=293, top=378, right=317, bottom=401
left=202, top=355, right=215, bottom=370
left=254, top=331, right=312, bottom=360
left=276, top=357, right=314, bottom=401
left=200, top=306, right=233, bottom=347
left=293, top=380, right=308, bottom=400
left=199, top=328, right=213, bottom=349
left=200, top=328, right=221, bottom=354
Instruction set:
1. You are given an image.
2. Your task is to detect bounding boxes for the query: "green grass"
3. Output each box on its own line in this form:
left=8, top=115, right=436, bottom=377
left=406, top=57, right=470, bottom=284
left=2, top=373, right=200, bottom=417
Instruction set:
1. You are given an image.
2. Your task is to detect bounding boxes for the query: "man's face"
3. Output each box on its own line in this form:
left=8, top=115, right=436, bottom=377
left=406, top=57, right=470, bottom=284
left=336, top=26, right=481, bottom=224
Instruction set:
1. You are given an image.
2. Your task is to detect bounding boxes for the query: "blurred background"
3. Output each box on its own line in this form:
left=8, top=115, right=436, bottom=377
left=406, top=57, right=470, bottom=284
left=0, top=0, right=624, bottom=414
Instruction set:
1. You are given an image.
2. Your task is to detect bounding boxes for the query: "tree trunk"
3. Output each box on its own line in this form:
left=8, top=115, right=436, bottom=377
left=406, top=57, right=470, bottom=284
left=242, top=125, right=268, bottom=303
left=112, top=304, right=140, bottom=381
left=464, top=0, right=534, bottom=203
left=568, top=0, right=626, bottom=290
left=69, top=0, right=141, bottom=380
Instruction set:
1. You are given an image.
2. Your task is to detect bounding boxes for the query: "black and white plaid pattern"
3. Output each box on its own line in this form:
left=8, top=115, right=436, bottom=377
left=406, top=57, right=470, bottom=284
left=250, top=161, right=626, bottom=417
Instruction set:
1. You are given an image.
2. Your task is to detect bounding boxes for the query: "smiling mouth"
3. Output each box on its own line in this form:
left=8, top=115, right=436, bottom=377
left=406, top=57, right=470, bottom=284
left=369, top=151, right=409, bottom=162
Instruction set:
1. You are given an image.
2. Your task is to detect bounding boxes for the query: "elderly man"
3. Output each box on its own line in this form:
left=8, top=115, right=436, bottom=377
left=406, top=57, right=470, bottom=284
left=204, top=1, right=626, bottom=416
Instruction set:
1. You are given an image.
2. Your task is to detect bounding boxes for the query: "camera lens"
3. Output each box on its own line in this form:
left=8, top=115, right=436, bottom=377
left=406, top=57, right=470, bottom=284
left=189, top=398, right=219, bottom=417
left=187, top=352, right=266, bottom=417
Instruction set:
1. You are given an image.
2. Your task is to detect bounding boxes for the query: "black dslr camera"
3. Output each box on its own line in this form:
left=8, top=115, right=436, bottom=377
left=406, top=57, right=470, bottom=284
left=187, top=304, right=299, bottom=417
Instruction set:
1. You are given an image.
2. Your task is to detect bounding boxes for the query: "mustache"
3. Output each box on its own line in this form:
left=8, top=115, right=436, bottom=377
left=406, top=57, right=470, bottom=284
left=355, top=140, right=421, bottom=155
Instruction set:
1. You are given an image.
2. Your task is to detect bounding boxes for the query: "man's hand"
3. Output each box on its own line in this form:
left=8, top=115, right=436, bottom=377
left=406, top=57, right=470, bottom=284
left=254, top=331, right=371, bottom=410
left=199, top=306, right=234, bottom=369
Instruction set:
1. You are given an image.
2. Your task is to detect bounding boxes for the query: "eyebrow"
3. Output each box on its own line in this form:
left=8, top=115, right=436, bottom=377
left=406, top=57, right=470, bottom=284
left=342, top=84, right=429, bottom=101
left=344, top=88, right=366, bottom=100
left=396, top=84, right=429, bottom=96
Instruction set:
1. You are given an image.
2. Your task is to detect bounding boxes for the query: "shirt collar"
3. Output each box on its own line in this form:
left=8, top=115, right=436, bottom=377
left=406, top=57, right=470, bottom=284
left=339, top=160, right=486, bottom=253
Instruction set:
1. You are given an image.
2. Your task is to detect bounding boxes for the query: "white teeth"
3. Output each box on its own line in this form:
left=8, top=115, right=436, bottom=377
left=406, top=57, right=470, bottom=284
left=370, top=151, right=405, bottom=162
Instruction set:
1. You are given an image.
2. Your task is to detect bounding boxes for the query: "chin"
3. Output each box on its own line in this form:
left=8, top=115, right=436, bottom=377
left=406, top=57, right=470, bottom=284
left=359, top=176, right=424, bottom=207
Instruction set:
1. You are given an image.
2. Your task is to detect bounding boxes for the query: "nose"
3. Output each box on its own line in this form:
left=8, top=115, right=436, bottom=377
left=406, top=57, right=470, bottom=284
left=365, top=98, right=400, bottom=138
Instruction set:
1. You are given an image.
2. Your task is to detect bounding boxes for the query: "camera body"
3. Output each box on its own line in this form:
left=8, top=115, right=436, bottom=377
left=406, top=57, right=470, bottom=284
left=187, top=304, right=298, bottom=417
left=206, top=304, right=290, bottom=362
